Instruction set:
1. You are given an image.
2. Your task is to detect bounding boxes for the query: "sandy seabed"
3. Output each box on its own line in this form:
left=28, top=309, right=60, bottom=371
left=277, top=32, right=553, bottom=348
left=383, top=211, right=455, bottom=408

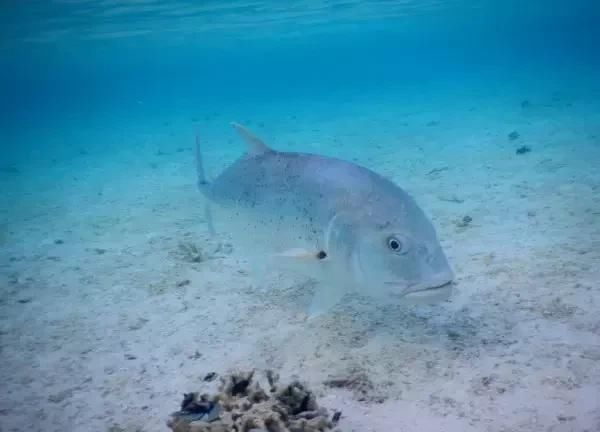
left=1, top=86, right=599, bottom=432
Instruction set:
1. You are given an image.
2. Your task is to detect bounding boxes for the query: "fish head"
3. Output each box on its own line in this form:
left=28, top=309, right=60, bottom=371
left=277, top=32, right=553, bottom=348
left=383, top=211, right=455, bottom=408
left=348, top=195, right=454, bottom=303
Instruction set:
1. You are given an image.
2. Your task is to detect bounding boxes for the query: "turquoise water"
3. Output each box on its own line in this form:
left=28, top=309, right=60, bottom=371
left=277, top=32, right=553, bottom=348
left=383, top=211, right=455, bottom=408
left=2, top=1, right=599, bottom=169
left=1, top=2, right=600, bottom=431
left=2, top=1, right=599, bottom=128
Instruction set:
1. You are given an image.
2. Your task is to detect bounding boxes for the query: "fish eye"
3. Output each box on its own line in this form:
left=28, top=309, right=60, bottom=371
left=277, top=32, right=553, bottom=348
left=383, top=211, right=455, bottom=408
left=387, top=236, right=403, bottom=252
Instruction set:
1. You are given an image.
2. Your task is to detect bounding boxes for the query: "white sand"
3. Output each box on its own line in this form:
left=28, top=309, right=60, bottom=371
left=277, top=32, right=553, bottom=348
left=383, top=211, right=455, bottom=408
left=1, top=85, right=599, bottom=432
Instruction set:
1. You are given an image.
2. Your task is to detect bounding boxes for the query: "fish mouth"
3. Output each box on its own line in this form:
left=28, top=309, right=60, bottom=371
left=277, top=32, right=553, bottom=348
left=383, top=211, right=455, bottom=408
left=403, top=281, right=453, bottom=300
left=386, top=279, right=454, bottom=303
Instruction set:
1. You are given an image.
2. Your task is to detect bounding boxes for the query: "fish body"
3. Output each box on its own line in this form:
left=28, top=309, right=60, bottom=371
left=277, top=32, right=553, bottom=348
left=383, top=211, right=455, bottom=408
left=197, top=123, right=454, bottom=316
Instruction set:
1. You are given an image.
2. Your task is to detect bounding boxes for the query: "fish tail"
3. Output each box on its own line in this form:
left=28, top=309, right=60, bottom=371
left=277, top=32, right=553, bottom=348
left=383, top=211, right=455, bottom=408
left=195, top=131, right=216, bottom=236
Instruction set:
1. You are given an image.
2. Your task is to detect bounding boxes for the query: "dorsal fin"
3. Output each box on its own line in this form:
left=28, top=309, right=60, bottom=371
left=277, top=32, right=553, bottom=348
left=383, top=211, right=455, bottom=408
left=230, top=122, right=272, bottom=156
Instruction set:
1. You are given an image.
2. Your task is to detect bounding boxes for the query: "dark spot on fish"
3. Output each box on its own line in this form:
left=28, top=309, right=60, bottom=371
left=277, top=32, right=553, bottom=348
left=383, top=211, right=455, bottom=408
left=317, top=251, right=327, bottom=259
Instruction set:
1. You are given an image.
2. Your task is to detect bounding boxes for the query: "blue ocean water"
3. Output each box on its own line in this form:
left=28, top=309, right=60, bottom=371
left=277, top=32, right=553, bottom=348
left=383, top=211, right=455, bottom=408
left=2, top=1, right=599, bottom=135
left=1, top=1, right=600, bottom=431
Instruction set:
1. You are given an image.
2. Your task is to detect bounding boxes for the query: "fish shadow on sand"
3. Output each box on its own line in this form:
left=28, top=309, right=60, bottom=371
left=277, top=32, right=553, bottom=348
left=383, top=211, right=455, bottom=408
left=244, top=269, right=514, bottom=355
left=357, top=301, right=485, bottom=350
left=300, top=292, right=516, bottom=355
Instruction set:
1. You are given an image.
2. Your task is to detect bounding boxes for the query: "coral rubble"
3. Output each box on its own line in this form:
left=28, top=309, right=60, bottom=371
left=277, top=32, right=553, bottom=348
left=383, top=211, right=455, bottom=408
left=167, top=370, right=341, bottom=432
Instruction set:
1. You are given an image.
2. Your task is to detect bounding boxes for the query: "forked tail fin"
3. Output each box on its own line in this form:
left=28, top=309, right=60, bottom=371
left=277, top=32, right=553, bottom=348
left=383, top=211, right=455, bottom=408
left=195, top=132, right=215, bottom=236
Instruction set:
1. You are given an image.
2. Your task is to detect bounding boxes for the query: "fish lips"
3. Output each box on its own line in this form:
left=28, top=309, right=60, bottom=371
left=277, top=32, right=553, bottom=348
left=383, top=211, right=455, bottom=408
left=386, top=278, right=454, bottom=303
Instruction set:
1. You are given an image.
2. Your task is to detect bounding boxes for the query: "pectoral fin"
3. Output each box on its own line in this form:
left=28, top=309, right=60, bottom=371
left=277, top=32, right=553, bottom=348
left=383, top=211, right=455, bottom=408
left=275, top=248, right=328, bottom=260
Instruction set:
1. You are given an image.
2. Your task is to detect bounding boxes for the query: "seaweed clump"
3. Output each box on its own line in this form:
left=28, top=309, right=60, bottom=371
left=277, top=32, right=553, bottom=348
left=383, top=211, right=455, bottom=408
left=167, top=370, right=341, bottom=432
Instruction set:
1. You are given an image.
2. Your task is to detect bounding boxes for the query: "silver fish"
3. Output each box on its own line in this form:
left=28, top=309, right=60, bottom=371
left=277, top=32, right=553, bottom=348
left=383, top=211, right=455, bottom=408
left=196, top=123, right=454, bottom=317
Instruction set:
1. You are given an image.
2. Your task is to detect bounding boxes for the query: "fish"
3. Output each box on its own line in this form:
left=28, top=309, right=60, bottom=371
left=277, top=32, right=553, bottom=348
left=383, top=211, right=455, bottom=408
left=196, top=122, right=454, bottom=317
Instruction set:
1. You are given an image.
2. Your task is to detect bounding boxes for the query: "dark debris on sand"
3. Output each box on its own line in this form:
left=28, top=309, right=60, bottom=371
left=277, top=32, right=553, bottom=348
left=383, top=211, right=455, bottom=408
left=167, top=370, right=341, bottom=432
left=515, top=145, right=531, bottom=155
